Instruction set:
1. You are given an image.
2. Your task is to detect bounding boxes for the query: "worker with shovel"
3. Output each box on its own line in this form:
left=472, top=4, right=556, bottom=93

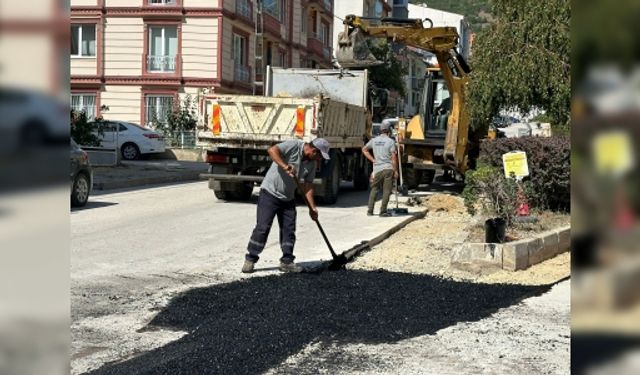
left=242, top=138, right=331, bottom=274
left=362, top=122, right=398, bottom=217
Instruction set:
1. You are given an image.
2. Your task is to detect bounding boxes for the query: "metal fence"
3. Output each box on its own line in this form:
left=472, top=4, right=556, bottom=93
left=164, top=130, right=197, bottom=149
left=82, top=146, right=119, bottom=166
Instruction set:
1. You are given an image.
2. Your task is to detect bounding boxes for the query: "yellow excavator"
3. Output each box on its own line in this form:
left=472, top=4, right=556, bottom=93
left=337, top=15, right=480, bottom=188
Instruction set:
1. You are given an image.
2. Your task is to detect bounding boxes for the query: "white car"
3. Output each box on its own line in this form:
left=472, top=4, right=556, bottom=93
left=92, top=121, right=166, bottom=160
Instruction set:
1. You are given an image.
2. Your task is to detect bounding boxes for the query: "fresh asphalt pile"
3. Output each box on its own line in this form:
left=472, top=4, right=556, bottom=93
left=88, top=270, right=548, bottom=374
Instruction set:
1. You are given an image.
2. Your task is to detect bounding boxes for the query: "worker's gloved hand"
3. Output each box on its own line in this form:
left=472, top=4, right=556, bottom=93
left=283, top=164, right=296, bottom=178
left=309, top=207, right=318, bottom=222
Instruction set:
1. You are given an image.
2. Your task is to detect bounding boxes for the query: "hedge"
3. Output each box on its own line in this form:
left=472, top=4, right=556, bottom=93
left=477, top=136, right=570, bottom=212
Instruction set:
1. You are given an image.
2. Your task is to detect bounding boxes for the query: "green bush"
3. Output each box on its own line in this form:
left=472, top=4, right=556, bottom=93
left=71, top=110, right=103, bottom=147
left=477, top=136, right=570, bottom=212
left=462, top=165, right=519, bottom=225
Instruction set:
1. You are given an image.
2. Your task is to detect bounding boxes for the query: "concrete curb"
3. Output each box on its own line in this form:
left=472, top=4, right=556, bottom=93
left=342, top=210, right=428, bottom=261
left=453, top=225, right=571, bottom=271
left=93, top=171, right=202, bottom=191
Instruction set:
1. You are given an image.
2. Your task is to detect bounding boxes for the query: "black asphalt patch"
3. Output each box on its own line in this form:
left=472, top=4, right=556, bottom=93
left=87, top=270, right=549, bottom=374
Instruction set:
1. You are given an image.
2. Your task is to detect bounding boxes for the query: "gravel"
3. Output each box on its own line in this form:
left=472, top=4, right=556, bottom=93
left=352, top=194, right=571, bottom=286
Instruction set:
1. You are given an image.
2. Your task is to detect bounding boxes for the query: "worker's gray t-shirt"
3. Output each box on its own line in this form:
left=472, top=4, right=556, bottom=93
left=261, top=140, right=317, bottom=201
left=365, top=135, right=396, bottom=173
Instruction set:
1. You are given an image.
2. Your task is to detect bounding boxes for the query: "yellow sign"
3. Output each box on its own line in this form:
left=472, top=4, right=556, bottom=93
left=592, top=131, right=634, bottom=176
left=502, top=151, right=529, bottom=179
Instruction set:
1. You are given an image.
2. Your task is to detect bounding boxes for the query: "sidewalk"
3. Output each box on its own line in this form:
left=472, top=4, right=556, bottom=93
left=92, top=160, right=208, bottom=191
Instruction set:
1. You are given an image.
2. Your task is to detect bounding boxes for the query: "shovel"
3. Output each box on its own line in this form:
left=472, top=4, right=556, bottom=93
left=293, top=177, right=348, bottom=271
left=389, top=179, right=409, bottom=216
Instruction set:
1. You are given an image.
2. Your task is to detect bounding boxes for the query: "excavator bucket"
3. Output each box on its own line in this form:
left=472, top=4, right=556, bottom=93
left=336, top=27, right=382, bottom=68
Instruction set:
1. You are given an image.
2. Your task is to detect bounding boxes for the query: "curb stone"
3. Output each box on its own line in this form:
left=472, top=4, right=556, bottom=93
left=453, top=225, right=571, bottom=271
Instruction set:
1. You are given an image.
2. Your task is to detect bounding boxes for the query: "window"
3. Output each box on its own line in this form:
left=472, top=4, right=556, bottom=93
left=70, top=24, right=96, bottom=57
left=321, top=23, right=330, bottom=46
left=149, top=0, right=176, bottom=4
left=233, top=34, right=247, bottom=66
left=71, top=94, right=97, bottom=120
left=147, top=26, right=178, bottom=72
left=236, top=0, right=251, bottom=19
left=263, top=0, right=281, bottom=21
left=278, top=51, right=286, bottom=68
left=233, top=34, right=250, bottom=82
left=145, top=95, right=174, bottom=126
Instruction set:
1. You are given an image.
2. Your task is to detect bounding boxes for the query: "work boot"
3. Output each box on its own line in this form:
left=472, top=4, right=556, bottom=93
left=279, top=261, right=304, bottom=273
left=241, top=259, right=255, bottom=273
left=380, top=212, right=392, bottom=217
left=367, top=211, right=374, bottom=216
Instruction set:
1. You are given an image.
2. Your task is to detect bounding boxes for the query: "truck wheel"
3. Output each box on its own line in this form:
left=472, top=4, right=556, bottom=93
left=213, top=189, right=229, bottom=201
left=402, top=168, right=421, bottom=190
left=422, top=170, right=436, bottom=185
left=353, top=157, right=370, bottom=191
left=320, top=160, right=340, bottom=205
left=231, top=183, right=254, bottom=200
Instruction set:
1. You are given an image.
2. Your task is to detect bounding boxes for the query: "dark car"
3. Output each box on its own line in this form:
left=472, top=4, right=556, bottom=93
left=71, top=139, right=92, bottom=207
left=492, top=115, right=520, bottom=128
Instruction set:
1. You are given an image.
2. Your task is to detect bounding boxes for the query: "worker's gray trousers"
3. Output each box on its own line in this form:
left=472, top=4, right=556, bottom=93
left=368, top=169, right=394, bottom=214
left=246, top=189, right=297, bottom=263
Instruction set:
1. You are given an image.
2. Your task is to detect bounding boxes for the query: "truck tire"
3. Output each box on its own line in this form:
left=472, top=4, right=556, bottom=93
left=231, top=183, right=254, bottom=200
left=320, top=160, right=340, bottom=205
left=402, top=168, right=421, bottom=190
left=353, top=157, right=370, bottom=191
left=422, top=170, right=436, bottom=185
left=213, top=189, right=230, bottom=201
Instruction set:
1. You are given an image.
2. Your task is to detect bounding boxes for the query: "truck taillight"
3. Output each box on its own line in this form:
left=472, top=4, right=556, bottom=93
left=206, top=153, right=229, bottom=164
left=211, top=103, right=221, bottom=135
left=295, top=106, right=305, bottom=138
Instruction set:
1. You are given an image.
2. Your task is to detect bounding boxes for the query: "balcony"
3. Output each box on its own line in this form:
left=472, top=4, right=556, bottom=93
left=307, top=32, right=324, bottom=57
left=147, top=55, right=176, bottom=72
left=323, top=0, right=332, bottom=12
left=236, top=0, right=251, bottom=20
left=411, top=77, right=422, bottom=90
left=234, top=65, right=251, bottom=84
left=307, top=0, right=333, bottom=14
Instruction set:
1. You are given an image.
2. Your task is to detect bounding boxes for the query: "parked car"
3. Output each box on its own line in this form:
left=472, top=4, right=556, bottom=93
left=71, top=139, right=92, bottom=207
left=90, top=121, right=166, bottom=160
left=0, top=87, right=68, bottom=154
left=492, top=115, right=520, bottom=128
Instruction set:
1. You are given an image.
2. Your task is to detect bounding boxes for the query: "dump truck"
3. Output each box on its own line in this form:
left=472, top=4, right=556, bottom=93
left=337, top=15, right=482, bottom=189
left=197, top=67, right=372, bottom=204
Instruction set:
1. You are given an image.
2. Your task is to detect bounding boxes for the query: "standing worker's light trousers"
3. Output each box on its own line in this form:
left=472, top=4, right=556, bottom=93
left=246, top=189, right=297, bottom=263
left=368, top=169, right=394, bottom=214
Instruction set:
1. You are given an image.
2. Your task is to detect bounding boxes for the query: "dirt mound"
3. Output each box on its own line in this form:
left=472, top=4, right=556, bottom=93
left=422, top=194, right=466, bottom=215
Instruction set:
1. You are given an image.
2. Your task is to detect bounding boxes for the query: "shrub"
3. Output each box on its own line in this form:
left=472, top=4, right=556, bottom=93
left=477, top=136, right=570, bottom=212
left=462, top=165, right=519, bottom=225
left=71, top=110, right=103, bottom=147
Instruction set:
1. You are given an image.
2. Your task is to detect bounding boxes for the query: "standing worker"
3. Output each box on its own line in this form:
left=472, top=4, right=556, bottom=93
left=242, top=138, right=331, bottom=273
left=362, top=122, right=398, bottom=217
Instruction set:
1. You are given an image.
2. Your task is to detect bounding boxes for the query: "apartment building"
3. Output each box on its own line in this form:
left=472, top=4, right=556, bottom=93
left=70, top=0, right=333, bottom=127
left=332, top=0, right=391, bottom=57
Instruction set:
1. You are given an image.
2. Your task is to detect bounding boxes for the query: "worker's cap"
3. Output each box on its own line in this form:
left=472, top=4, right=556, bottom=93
left=380, top=122, right=391, bottom=132
left=311, top=138, right=331, bottom=160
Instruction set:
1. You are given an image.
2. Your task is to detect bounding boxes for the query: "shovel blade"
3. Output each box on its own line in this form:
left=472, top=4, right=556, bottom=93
left=336, top=28, right=383, bottom=68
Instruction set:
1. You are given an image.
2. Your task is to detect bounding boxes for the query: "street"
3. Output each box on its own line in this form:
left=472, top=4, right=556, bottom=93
left=71, top=181, right=416, bottom=373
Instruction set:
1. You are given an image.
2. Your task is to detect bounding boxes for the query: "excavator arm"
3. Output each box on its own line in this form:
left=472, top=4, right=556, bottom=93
left=337, top=15, right=472, bottom=173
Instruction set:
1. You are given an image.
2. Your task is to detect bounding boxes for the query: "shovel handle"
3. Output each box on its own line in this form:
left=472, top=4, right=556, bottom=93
left=292, top=176, right=339, bottom=259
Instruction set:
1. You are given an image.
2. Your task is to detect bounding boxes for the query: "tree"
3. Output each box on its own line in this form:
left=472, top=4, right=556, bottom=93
left=467, top=0, right=570, bottom=131
left=71, top=110, right=103, bottom=146
left=154, top=95, right=198, bottom=146
left=368, top=40, right=408, bottom=97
